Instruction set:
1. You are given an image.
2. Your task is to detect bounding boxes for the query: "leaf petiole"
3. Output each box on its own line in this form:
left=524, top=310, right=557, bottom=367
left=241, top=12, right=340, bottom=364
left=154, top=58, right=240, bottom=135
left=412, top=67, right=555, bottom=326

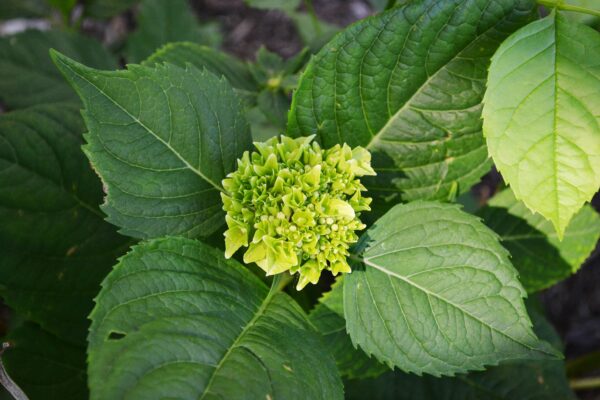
left=569, top=376, right=600, bottom=391
left=566, top=349, right=600, bottom=377
left=270, top=273, right=294, bottom=294
left=537, top=0, right=600, bottom=18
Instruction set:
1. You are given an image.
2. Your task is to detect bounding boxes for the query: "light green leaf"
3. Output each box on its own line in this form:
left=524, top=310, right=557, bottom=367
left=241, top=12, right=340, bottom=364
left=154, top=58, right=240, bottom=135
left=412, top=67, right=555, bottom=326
left=483, top=12, right=600, bottom=238
left=143, top=42, right=258, bottom=93
left=126, top=0, right=222, bottom=64
left=344, top=300, right=574, bottom=400
left=52, top=52, right=252, bottom=240
left=345, top=201, right=559, bottom=376
left=309, top=278, right=389, bottom=380
left=540, top=0, right=600, bottom=24
left=0, top=30, right=117, bottom=110
left=479, top=189, right=600, bottom=292
left=288, top=0, right=536, bottom=203
left=0, top=104, right=130, bottom=344
left=88, top=237, right=343, bottom=400
left=2, top=322, right=87, bottom=400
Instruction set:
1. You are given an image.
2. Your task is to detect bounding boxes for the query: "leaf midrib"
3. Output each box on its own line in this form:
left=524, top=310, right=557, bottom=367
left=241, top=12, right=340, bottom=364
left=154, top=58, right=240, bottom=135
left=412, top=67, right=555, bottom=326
left=361, top=257, right=550, bottom=355
left=59, top=60, right=226, bottom=194
left=366, top=3, right=509, bottom=150
left=199, top=289, right=276, bottom=399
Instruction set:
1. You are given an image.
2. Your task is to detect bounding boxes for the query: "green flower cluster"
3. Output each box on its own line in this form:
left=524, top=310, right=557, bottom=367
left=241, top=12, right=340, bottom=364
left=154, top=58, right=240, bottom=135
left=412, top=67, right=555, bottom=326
left=221, top=135, right=375, bottom=290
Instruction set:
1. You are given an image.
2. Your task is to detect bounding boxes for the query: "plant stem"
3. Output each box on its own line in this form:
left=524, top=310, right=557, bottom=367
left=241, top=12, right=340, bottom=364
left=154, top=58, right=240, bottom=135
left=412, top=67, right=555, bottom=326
left=0, top=344, right=29, bottom=400
left=537, top=0, right=600, bottom=18
left=303, top=0, right=322, bottom=36
left=566, top=350, right=600, bottom=377
left=570, top=376, right=600, bottom=391
left=270, top=273, right=293, bottom=294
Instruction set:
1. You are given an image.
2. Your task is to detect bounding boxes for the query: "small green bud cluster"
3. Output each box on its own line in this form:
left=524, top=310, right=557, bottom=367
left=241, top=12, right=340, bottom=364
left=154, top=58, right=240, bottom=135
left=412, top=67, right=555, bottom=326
left=221, top=135, right=375, bottom=290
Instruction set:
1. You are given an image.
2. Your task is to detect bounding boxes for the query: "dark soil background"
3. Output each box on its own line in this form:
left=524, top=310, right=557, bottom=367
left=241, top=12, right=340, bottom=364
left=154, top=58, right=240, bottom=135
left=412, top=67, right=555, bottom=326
left=1, top=0, right=599, bottom=398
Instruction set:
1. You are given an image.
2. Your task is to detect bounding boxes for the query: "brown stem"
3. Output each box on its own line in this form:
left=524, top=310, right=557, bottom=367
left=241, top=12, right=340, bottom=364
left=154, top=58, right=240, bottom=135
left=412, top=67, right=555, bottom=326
left=570, top=376, right=600, bottom=391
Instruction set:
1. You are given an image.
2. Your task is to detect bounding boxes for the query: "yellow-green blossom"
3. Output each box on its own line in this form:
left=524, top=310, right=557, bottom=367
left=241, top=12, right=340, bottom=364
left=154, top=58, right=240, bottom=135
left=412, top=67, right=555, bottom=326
left=221, top=135, right=375, bottom=290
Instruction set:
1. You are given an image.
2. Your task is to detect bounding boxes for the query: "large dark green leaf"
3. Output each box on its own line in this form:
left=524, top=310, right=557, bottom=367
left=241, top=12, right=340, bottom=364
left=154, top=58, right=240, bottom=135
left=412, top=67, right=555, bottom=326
left=52, top=52, right=252, bottom=240
left=126, top=0, right=222, bottom=64
left=0, top=30, right=117, bottom=110
left=0, top=104, right=129, bottom=344
left=479, top=189, right=600, bottom=292
left=0, top=105, right=132, bottom=399
left=308, top=278, right=389, bottom=380
left=288, top=0, right=536, bottom=202
left=489, top=189, right=600, bottom=270
left=143, top=42, right=257, bottom=93
left=2, top=322, right=87, bottom=400
left=88, top=237, right=343, bottom=400
left=345, top=201, right=559, bottom=376
left=344, top=301, right=575, bottom=399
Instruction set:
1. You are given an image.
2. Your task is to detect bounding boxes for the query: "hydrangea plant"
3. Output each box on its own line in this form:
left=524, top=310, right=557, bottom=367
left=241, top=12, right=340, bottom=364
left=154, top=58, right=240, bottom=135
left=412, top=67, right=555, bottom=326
left=3, top=0, right=600, bottom=399
left=221, top=135, right=375, bottom=289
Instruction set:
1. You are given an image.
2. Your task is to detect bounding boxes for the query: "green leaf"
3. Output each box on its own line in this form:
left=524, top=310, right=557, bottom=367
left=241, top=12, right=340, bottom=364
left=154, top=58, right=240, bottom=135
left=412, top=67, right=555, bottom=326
left=309, top=278, right=389, bottom=379
left=540, top=0, right=600, bottom=24
left=483, top=12, right=600, bottom=238
left=479, top=207, right=573, bottom=293
left=309, top=302, right=390, bottom=380
left=319, top=276, right=345, bottom=317
left=0, top=0, right=50, bottom=19
left=143, top=42, right=258, bottom=93
left=0, top=30, right=117, bottom=110
left=345, top=201, right=559, bottom=376
left=287, top=12, right=339, bottom=50
left=0, top=104, right=129, bottom=344
left=47, top=0, right=77, bottom=19
left=489, top=189, right=600, bottom=270
left=288, top=0, right=536, bottom=203
left=2, top=322, right=87, bottom=400
left=244, top=0, right=300, bottom=12
left=367, top=0, right=406, bottom=12
left=344, top=301, right=575, bottom=400
left=52, top=52, right=252, bottom=240
left=345, top=361, right=575, bottom=400
left=88, top=237, right=343, bottom=400
left=479, top=189, right=600, bottom=292
left=83, top=0, right=137, bottom=18
left=126, top=0, right=222, bottom=64
left=257, top=89, right=289, bottom=129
